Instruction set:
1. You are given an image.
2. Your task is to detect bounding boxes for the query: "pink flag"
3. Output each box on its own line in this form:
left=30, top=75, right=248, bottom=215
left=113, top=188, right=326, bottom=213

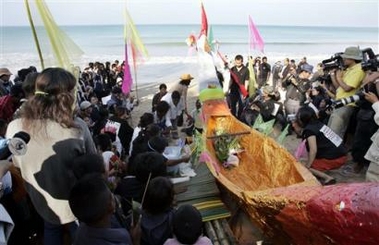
left=248, top=15, right=264, bottom=53
left=121, top=43, right=133, bottom=94
left=199, top=2, right=208, bottom=37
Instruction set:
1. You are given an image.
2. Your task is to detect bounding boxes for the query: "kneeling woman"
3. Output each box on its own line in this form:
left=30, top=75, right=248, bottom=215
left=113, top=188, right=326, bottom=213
left=295, top=106, right=347, bottom=184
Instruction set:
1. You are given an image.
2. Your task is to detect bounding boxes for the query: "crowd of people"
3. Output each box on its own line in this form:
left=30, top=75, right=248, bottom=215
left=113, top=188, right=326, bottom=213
left=223, top=46, right=379, bottom=184
left=0, top=45, right=379, bottom=244
left=0, top=63, right=207, bottom=245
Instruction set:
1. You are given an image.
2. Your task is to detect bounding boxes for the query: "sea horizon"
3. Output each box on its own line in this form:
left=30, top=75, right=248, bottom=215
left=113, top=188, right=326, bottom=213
left=1, top=24, right=378, bottom=84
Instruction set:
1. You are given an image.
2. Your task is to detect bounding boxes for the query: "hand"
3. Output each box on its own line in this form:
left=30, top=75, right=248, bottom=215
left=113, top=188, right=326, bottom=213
left=361, top=72, right=379, bottom=87
left=363, top=91, right=379, bottom=104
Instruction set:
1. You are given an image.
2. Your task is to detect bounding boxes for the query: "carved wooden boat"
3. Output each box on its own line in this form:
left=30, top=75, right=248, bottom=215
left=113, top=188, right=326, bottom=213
left=199, top=88, right=379, bottom=244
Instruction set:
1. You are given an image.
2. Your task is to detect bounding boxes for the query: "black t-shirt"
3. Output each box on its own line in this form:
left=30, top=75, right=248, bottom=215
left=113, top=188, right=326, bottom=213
left=229, top=65, right=250, bottom=94
left=303, top=121, right=347, bottom=159
left=259, top=63, right=271, bottom=80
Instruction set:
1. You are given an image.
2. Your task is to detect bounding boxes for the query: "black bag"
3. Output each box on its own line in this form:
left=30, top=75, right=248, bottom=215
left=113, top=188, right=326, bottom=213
left=177, top=111, right=184, bottom=127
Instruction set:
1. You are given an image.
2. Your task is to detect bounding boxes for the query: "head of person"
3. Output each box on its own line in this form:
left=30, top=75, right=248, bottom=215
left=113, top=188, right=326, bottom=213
left=147, top=136, right=168, bottom=153
left=94, top=133, right=113, bottom=153
left=341, top=46, right=362, bottom=67
left=9, top=83, right=25, bottom=103
left=262, top=56, right=268, bottom=63
left=72, top=153, right=106, bottom=180
left=22, top=72, right=39, bottom=99
left=134, top=152, right=167, bottom=183
left=179, top=74, right=194, bottom=86
left=111, top=86, right=123, bottom=100
left=171, top=91, right=181, bottom=106
left=142, top=176, right=174, bottom=215
left=173, top=205, right=203, bottom=244
left=301, top=57, right=307, bottom=63
left=299, top=64, right=313, bottom=79
left=0, top=68, right=12, bottom=82
left=80, top=101, right=93, bottom=116
left=17, top=67, right=35, bottom=83
left=156, top=101, right=170, bottom=119
left=234, top=55, right=244, bottom=67
left=159, top=83, right=167, bottom=94
left=284, top=58, right=289, bottom=65
left=114, top=106, right=128, bottom=119
left=139, top=112, right=154, bottom=128
left=262, top=86, right=275, bottom=100
left=296, top=106, right=318, bottom=128
left=290, top=59, right=296, bottom=66
left=311, top=85, right=324, bottom=97
left=69, top=174, right=114, bottom=226
left=89, top=95, right=99, bottom=105
left=21, top=67, right=77, bottom=129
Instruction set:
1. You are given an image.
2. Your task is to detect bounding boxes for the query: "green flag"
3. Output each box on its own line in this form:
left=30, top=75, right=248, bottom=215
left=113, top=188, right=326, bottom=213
left=252, top=114, right=263, bottom=130
left=276, top=124, right=289, bottom=144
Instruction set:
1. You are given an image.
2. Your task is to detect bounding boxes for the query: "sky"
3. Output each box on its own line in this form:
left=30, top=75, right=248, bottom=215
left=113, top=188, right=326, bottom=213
left=0, top=0, right=378, bottom=27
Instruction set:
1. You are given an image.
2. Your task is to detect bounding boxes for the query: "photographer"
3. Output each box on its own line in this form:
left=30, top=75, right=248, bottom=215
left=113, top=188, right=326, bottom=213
left=284, top=64, right=313, bottom=115
left=349, top=73, right=379, bottom=173
left=327, top=47, right=366, bottom=139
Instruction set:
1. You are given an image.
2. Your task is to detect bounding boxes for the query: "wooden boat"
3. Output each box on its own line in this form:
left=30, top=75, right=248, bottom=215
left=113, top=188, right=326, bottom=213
left=198, top=88, right=379, bottom=244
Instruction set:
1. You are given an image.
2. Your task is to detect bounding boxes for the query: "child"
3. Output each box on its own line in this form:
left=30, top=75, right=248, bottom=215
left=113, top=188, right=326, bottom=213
left=164, top=205, right=212, bottom=245
left=141, top=176, right=175, bottom=245
left=185, top=99, right=203, bottom=136
left=69, top=174, right=140, bottom=245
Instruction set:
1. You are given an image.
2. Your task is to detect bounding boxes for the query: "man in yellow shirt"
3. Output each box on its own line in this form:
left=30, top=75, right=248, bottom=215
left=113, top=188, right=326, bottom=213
left=328, top=46, right=366, bottom=139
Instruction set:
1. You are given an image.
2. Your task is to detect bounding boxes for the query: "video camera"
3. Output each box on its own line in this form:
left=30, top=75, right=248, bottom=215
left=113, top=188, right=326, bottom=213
left=361, top=48, right=379, bottom=72
left=321, top=52, right=345, bottom=72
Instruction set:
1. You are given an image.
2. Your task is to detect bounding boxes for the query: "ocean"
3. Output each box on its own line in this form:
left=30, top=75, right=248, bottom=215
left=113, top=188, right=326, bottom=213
left=1, top=24, right=378, bottom=84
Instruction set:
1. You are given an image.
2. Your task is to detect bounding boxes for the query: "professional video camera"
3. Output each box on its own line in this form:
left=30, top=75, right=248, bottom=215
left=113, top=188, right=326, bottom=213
left=361, top=48, right=379, bottom=71
left=321, top=52, right=345, bottom=72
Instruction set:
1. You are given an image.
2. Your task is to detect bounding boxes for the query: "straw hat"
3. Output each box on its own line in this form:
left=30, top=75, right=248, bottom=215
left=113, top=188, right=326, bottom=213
left=0, top=68, right=12, bottom=77
left=180, top=73, right=194, bottom=81
left=341, top=47, right=362, bottom=60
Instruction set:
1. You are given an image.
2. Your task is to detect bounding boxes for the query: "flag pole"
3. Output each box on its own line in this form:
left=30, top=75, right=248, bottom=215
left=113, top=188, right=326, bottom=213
left=24, top=0, right=45, bottom=69
left=133, top=63, right=139, bottom=105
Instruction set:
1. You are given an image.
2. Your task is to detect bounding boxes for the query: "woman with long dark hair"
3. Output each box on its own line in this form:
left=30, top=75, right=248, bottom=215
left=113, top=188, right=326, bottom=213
left=295, top=106, right=347, bottom=184
left=6, top=67, right=96, bottom=245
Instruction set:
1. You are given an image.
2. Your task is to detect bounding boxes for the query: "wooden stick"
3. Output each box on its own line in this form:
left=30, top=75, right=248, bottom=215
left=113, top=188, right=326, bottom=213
left=207, top=131, right=250, bottom=139
left=205, top=221, right=220, bottom=245
left=212, top=219, right=230, bottom=245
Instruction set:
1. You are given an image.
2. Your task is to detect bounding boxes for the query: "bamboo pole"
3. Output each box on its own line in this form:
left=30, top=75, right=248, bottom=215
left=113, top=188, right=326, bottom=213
left=212, top=219, right=230, bottom=245
left=24, top=0, right=44, bottom=69
left=205, top=221, right=220, bottom=245
left=221, top=219, right=239, bottom=245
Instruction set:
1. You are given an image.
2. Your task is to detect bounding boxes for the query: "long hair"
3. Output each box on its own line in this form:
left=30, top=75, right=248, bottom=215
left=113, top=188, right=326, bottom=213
left=21, top=68, right=77, bottom=131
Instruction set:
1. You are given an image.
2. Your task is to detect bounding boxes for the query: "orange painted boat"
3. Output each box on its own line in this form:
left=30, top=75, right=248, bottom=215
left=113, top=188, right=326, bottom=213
left=199, top=88, right=379, bottom=244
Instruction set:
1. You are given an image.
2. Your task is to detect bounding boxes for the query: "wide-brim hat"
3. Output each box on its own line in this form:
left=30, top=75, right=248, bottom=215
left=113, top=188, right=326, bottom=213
left=0, top=68, right=12, bottom=77
left=341, top=46, right=362, bottom=60
left=262, top=86, right=275, bottom=95
left=180, top=73, right=194, bottom=81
